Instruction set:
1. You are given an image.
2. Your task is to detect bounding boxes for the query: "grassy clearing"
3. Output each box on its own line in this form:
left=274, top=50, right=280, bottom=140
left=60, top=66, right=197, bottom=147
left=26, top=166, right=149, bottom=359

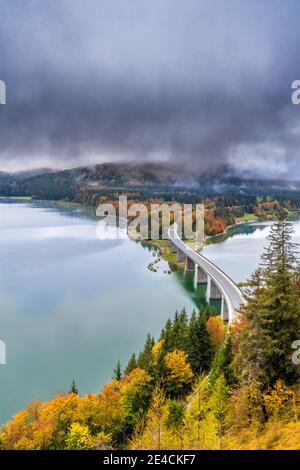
left=235, top=213, right=258, bottom=223
left=146, top=239, right=185, bottom=269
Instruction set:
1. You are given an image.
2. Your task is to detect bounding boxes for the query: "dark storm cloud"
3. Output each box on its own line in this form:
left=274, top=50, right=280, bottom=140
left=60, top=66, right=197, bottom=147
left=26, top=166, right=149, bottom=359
left=1, top=0, right=300, bottom=177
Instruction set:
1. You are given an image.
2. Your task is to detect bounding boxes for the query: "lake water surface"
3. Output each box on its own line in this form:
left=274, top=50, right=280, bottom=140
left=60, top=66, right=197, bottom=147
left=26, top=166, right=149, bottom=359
left=0, top=201, right=300, bottom=423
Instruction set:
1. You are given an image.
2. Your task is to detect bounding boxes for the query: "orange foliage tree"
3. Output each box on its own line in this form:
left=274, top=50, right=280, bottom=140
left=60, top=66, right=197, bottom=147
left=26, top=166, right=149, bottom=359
left=206, top=316, right=227, bottom=351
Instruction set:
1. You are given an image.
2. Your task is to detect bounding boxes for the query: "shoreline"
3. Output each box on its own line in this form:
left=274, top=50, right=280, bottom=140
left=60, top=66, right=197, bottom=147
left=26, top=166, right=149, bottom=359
left=2, top=196, right=297, bottom=260
left=205, top=218, right=259, bottom=241
left=207, top=209, right=300, bottom=242
left=146, top=216, right=266, bottom=269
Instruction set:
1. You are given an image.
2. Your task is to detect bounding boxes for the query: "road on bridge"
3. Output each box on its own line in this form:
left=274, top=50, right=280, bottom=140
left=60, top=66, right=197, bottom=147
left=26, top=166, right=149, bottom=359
left=169, top=226, right=245, bottom=322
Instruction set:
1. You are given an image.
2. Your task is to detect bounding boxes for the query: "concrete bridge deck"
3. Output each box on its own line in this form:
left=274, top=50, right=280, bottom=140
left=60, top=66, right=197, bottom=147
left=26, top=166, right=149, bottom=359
left=169, top=226, right=245, bottom=322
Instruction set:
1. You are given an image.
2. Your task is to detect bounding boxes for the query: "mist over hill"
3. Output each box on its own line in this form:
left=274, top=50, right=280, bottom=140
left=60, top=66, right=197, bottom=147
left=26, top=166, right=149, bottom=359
left=1, top=162, right=300, bottom=201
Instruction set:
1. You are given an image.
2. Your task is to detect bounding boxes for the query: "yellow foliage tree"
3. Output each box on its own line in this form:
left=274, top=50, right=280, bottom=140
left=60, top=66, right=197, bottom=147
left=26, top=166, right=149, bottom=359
left=183, top=375, right=215, bottom=450
left=165, top=349, right=194, bottom=395
left=131, top=386, right=167, bottom=450
left=0, top=369, right=153, bottom=450
left=65, top=422, right=94, bottom=450
left=263, top=380, right=294, bottom=419
left=151, top=339, right=164, bottom=363
left=130, top=386, right=181, bottom=450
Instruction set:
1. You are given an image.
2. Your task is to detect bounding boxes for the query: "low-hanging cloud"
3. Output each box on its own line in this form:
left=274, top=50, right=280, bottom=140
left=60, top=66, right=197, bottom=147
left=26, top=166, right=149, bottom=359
left=0, top=0, right=300, bottom=178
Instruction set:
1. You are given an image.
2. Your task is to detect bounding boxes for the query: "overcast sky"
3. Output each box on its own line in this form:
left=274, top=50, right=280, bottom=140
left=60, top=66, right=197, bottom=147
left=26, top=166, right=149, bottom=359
left=0, top=0, right=300, bottom=177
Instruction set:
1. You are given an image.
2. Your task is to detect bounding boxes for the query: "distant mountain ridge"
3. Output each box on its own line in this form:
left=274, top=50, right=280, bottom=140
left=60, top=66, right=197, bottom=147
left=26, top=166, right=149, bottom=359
left=0, top=162, right=300, bottom=200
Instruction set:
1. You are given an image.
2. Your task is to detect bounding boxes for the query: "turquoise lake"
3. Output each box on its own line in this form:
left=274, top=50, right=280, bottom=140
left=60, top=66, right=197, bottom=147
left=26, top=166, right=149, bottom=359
left=1, top=200, right=300, bottom=423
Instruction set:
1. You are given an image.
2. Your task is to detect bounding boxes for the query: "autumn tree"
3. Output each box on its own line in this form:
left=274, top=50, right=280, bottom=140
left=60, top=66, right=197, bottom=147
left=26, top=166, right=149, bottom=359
left=184, top=375, right=211, bottom=450
left=76, top=394, right=103, bottom=435
left=134, top=386, right=168, bottom=450
left=207, top=315, right=227, bottom=352
left=150, top=339, right=167, bottom=383
left=164, top=349, right=194, bottom=396
left=122, top=368, right=152, bottom=434
left=65, top=422, right=94, bottom=450
left=209, top=374, right=228, bottom=450
left=262, top=380, right=294, bottom=420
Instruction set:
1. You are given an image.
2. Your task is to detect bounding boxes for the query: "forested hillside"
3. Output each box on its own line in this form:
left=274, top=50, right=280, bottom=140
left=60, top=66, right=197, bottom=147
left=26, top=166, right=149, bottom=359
left=2, top=163, right=300, bottom=237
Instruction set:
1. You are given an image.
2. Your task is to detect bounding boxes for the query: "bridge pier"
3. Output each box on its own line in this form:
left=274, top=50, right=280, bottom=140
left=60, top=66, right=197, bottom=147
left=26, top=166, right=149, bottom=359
left=210, top=280, right=222, bottom=299
left=170, top=241, right=177, bottom=253
left=221, top=297, right=229, bottom=322
left=196, top=265, right=208, bottom=284
left=177, top=249, right=185, bottom=262
left=185, top=257, right=195, bottom=272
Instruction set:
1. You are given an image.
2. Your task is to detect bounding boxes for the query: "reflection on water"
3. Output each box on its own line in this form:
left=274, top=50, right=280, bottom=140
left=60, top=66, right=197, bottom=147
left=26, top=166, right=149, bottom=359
left=174, top=271, right=208, bottom=312
left=206, top=222, right=270, bottom=245
left=141, top=242, right=218, bottom=313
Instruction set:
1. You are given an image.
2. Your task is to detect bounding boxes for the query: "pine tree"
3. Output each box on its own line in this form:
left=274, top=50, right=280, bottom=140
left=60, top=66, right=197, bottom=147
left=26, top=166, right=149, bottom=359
left=112, top=360, right=122, bottom=381
left=160, top=318, right=173, bottom=353
left=166, top=399, right=185, bottom=430
left=70, top=379, right=78, bottom=395
left=169, top=309, right=189, bottom=351
left=187, top=311, right=212, bottom=374
left=235, top=268, right=266, bottom=386
left=238, top=215, right=300, bottom=388
left=137, top=334, right=155, bottom=373
left=125, top=353, right=137, bottom=375
left=209, top=333, right=234, bottom=387
left=201, top=303, right=218, bottom=319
